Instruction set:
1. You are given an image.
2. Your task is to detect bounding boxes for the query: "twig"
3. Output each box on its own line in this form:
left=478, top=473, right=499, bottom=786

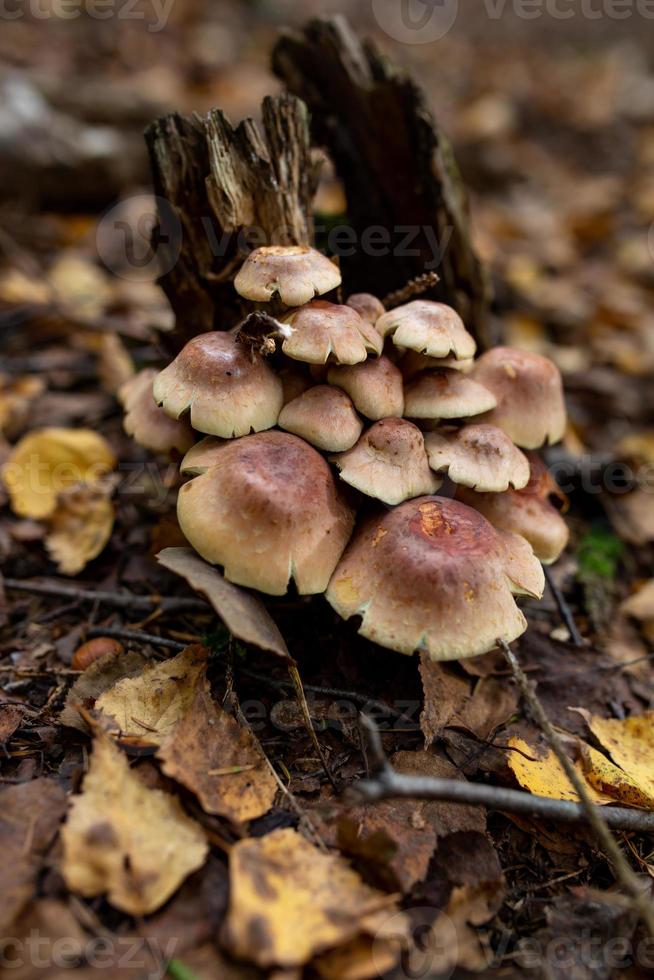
left=542, top=565, right=583, bottom=647
left=350, top=715, right=654, bottom=832
left=4, top=578, right=208, bottom=613
left=86, top=626, right=186, bottom=651
left=498, top=639, right=654, bottom=938
left=287, top=664, right=337, bottom=791
left=382, top=271, right=440, bottom=309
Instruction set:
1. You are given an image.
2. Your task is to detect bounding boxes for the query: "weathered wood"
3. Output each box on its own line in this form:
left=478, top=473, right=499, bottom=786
left=273, top=16, right=493, bottom=346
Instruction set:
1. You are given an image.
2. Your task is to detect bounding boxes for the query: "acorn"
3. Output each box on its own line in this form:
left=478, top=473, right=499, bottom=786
left=71, top=637, right=124, bottom=671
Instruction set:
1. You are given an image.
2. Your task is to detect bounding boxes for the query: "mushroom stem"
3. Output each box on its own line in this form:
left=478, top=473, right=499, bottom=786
left=351, top=714, right=654, bottom=833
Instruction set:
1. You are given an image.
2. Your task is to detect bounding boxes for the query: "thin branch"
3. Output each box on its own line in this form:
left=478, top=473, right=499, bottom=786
left=498, top=639, right=654, bottom=938
left=382, top=272, right=440, bottom=309
left=4, top=578, right=208, bottom=613
left=86, top=626, right=186, bottom=651
left=287, top=664, right=337, bottom=791
left=542, top=565, right=583, bottom=647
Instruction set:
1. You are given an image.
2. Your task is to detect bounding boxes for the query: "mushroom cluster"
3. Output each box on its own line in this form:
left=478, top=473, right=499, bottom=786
left=124, top=245, right=570, bottom=661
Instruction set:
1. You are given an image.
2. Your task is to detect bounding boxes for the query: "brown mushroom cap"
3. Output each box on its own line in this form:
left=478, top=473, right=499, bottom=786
left=424, top=423, right=530, bottom=492
left=120, top=369, right=194, bottom=455
left=404, top=370, right=497, bottom=420
left=180, top=436, right=226, bottom=476
left=332, top=418, right=441, bottom=505
left=376, top=301, right=477, bottom=360
left=282, top=301, right=383, bottom=365
left=233, top=245, right=341, bottom=306
left=278, top=385, right=363, bottom=452
left=326, top=496, right=544, bottom=660
left=153, top=332, right=283, bottom=438
left=327, top=356, right=404, bottom=420
left=178, top=431, right=355, bottom=596
left=346, top=293, right=385, bottom=324
left=471, top=347, right=567, bottom=449
left=456, top=454, right=569, bottom=564
left=400, top=350, right=474, bottom=380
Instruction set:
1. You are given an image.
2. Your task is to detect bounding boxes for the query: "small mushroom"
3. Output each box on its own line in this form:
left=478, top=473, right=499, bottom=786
left=278, top=385, right=363, bottom=452
left=326, top=496, right=544, bottom=660
left=471, top=347, right=566, bottom=449
left=120, top=369, right=194, bottom=455
left=457, top=454, right=569, bottom=563
left=404, top=370, right=497, bottom=421
left=399, top=350, right=474, bottom=380
left=282, top=301, right=383, bottom=365
left=376, top=301, right=477, bottom=360
left=332, top=418, right=441, bottom=505
left=424, top=423, right=530, bottom=492
left=234, top=245, right=341, bottom=306
left=327, top=356, right=404, bottom=420
left=177, top=431, right=355, bottom=596
left=153, top=332, right=283, bottom=438
left=346, top=293, right=385, bottom=324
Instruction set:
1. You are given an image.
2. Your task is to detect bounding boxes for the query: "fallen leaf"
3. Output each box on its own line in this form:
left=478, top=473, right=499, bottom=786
left=157, top=547, right=292, bottom=661
left=313, top=932, right=400, bottom=980
left=158, top=684, right=277, bottom=823
left=0, top=702, right=26, bottom=742
left=61, top=732, right=208, bottom=915
left=575, top=710, right=654, bottom=805
left=0, top=779, right=68, bottom=934
left=2, top=427, right=116, bottom=519
left=60, top=648, right=149, bottom=732
left=221, top=827, right=399, bottom=969
left=0, top=375, right=45, bottom=438
left=47, top=251, right=112, bottom=322
left=45, top=480, right=115, bottom=575
left=95, top=645, right=208, bottom=747
left=507, top=736, right=612, bottom=803
left=580, top=743, right=654, bottom=808
left=621, top=579, right=654, bottom=623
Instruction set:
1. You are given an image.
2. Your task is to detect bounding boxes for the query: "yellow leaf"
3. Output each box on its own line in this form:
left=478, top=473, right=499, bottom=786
left=47, top=252, right=112, bottom=322
left=221, top=828, right=400, bottom=969
left=580, top=744, right=654, bottom=809
left=45, top=482, right=115, bottom=575
left=507, top=736, right=612, bottom=804
left=61, top=733, right=207, bottom=915
left=95, top=645, right=208, bottom=747
left=0, top=375, right=45, bottom=438
left=580, top=712, right=654, bottom=805
left=2, top=428, right=116, bottom=519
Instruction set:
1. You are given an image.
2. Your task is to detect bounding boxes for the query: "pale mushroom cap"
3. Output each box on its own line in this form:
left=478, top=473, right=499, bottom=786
left=326, top=496, right=544, bottom=661
left=281, top=301, right=383, bottom=365
left=456, top=454, right=569, bottom=564
left=120, top=369, right=194, bottom=455
left=471, top=347, right=567, bottom=449
left=233, top=245, right=341, bottom=306
left=152, top=332, right=283, bottom=439
left=346, top=292, right=385, bottom=324
left=178, top=431, right=355, bottom=596
left=424, top=423, right=531, bottom=492
left=332, top=418, right=441, bottom=506
left=404, top=370, right=497, bottom=420
left=278, top=385, right=363, bottom=452
left=400, top=350, right=474, bottom=380
left=376, top=301, right=477, bottom=360
left=180, top=436, right=227, bottom=476
left=327, top=356, right=404, bottom=420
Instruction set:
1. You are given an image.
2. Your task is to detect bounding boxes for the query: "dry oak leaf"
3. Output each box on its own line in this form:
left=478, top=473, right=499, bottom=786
left=507, top=736, right=613, bottom=804
left=221, top=827, right=400, bottom=969
left=575, top=709, right=654, bottom=807
left=157, top=547, right=292, bottom=661
left=157, top=684, right=277, bottom=824
left=61, top=732, right=208, bottom=915
left=2, top=427, right=116, bottom=519
left=95, top=645, right=208, bottom=747
left=45, top=481, right=115, bottom=575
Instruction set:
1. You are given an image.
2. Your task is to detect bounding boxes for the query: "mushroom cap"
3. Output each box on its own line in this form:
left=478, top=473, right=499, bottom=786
left=278, top=385, right=363, bottom=452
left=177, top=431, right=355, bottom=596
left=471, top=347, right=567, bottom=449
left=120, top=369, right=194, bottom=455
left=404, top=370, right=497, bottom=420
left=153, top=332, right=283, bottom=438
left=456, top=454, right=569, bottom=564
left=424, top=423, right=530, bottom=492
left=326, top=496, right=544, bottom=661
left=400, top=350, right=474, bottom=380
left=332, top=418, right=441, bottom=506
left=327, top=356, right=404, bottom=420
left=233, top=245, right=341, bottom=306
left=180, top=436, right=227, bottom=476
left=376, top=301, right=477, bottom=360
left=346, top=292, right=385, bottom=324
left=281, top=301, right=383, bottom=365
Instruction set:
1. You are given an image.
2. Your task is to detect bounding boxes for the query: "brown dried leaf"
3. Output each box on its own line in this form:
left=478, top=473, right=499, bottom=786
left=60, top=648, right=149, bottom=732
left=157, top=547, right=291, bottom=661
left=61, top=733, right=208, bottom=915
left=45, top=480, right=115, bottom=575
